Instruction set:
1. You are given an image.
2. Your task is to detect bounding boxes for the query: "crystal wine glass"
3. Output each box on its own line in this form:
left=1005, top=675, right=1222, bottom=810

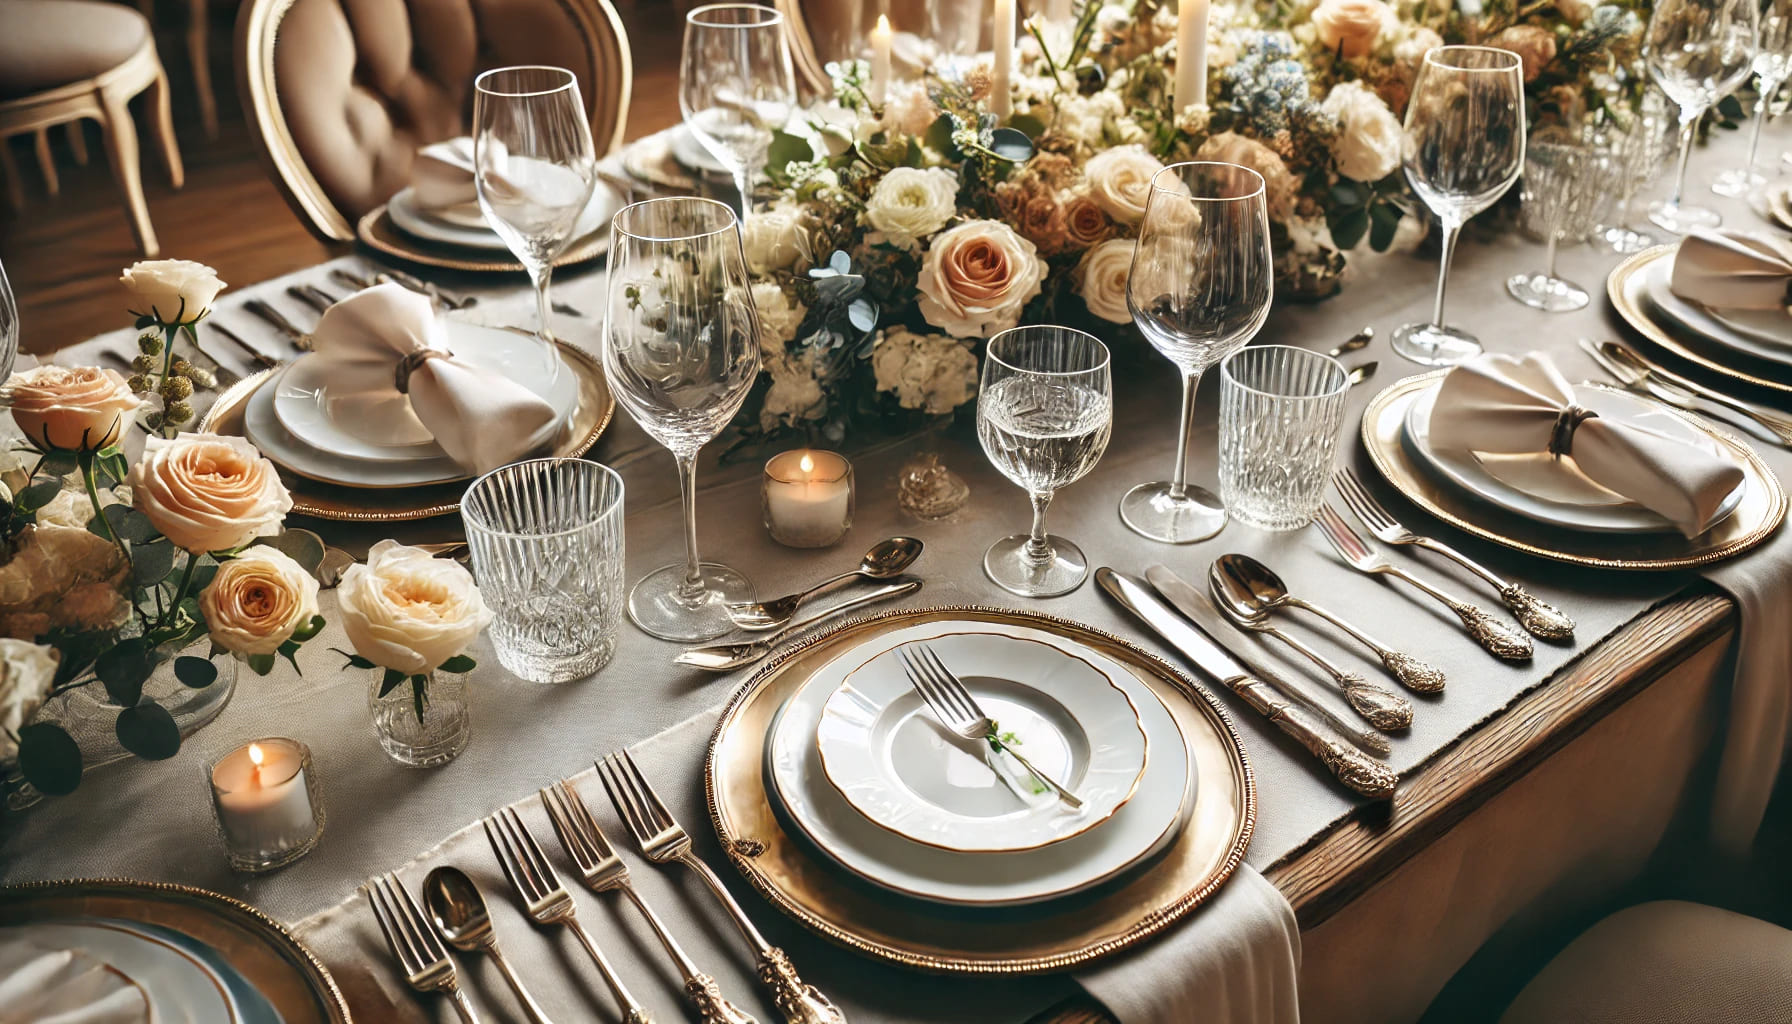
left=976, top=325, right=1112, bottom=597
left=473, top=66, right=597, bottom=384
left=1394, top=45, right=1526, bottom=366
left=1121, top=161, right=1272, bottom=544
left=0, top=259, right=16, bottom=382
left=680, top=4, right=797, bottom=215
left=1593, top=90, right=1674, bottom=253
left=1646, top=0, right=1758, bottom=231
left=1508, top=126, right=1597, bottom=312
left=1712, top=0, right=1792, bottom=197
left=603, top=198, right=761, bottom=641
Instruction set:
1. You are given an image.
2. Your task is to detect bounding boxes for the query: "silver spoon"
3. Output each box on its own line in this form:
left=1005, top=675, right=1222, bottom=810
left=1214, top=553, right=1445, bottom=693
left=1329, top=326, right=1374, bottom=359
left=424, top=866, right=556, bottom=1024
left=1347, top=361, right=1379, bottom=388
left=726, top=537, right=924, bottom=630
left=680, top=580, right=922, bottom=671
left=1208, top=562, right=1414, bottom=732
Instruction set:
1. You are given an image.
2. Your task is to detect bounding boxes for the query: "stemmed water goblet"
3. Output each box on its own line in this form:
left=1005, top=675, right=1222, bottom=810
left=1508, top=126, right=1601, bottom=312
left=1592, top=90, right=1674, bottom=253
left=976, top=326, right=1113, bottom=597
left=1711, top=0, right=1792, bottom=197
left=1394, top=45, right=1526, bottom=367
left=680, top=3, right=798, bottom=214
left=1645, top=0, right=1758, bottom=231
left=603, top=198, right=761, bottom=641
left=1120, top=161, right=1273, bottom=544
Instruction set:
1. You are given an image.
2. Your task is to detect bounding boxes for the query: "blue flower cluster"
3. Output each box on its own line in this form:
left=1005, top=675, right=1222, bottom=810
left=1220, top=30, right=1323, bottom=136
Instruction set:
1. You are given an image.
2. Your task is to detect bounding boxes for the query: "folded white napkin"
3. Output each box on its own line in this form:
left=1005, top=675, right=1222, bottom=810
left=1669, top=228, right=1792, bottom=312
left=308, top=284, right=558, bottom=474
left=1428, top=352, right=1746, bottom=538
left=410, top=137, right=507, bottom=215
left=0, top=937, right=150, bottom=1024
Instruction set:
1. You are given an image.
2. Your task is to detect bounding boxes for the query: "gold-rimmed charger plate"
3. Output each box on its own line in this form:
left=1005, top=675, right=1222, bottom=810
left=1607, top=245, right=1792, bottom=398
left=356, top=205, right=608, bottom=274
left=1362, top=371, right=1786, bottom=570
left=198, top=342, right=614, bottom=522
left=706, top=605, right=1255, bottom=974
left=0, top=878, right=350, bottom=1022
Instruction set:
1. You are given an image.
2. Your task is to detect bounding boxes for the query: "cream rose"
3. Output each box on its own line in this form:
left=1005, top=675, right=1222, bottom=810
left=128, top=433, right=292, bottom=554
left=1393, top=26, right=1445, bottom=66
left=200, top=547, right=321, bottom=657
left=1196, top=132, right=1298, bottom=222
left=872, top=327, right=979, bottom=414
left=2, top=366, right=141, bottom=452
left=120, top=259, right=226, bottom=325
left=337, top=541, right=492, bottom=675
left=1084, top=145, right=1166, bottom=226
left=916, top=220, right=1047, bottom=338
left=742, top=203, right=810, bottom=276
left=882, top=80, right=939, bottom=137
left=1489, top=26, right=1557, bottom=82
left=1075, top=240, right=1137, bottom=324
left=0, top=639, right=58, bottom=762
left=749, top=282, right=808, bottom=356
left=1311, top=0, right=1394, bottom=59
left=1322, top=81, right=1403, bottom=182
left=864, top=167, right=959, bottom=248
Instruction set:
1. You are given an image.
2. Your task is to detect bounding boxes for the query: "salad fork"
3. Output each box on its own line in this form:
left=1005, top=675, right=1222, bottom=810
left=481, top=807, right=653, bottom=1024
left=596, top=750, right=847, bottom=1024
left=364, top=872, right=484, bottom=1024
left=1333, top=468, right=1575, bottom=640
left=1312, top=504, right=1534, bottom=662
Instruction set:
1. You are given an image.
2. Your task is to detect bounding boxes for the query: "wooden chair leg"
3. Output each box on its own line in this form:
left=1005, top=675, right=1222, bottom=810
left=0, top=140, right=24, bottom=211
left=66, top=121, right=88, bottom=165
left=97, top=88, right=160, bottom=256
left=145, top=69, right=184, bottom=188
left=187, top=0, right=217, bottom=139
left=32, top=128, right=58, bottom=196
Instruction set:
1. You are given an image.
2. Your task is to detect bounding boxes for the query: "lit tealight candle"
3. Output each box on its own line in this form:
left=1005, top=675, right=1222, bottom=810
left=869, top=14, right=893, bottom=106
left=209, top=738, right=323, bottom=873
left=763, top=450, right=855, bottom=548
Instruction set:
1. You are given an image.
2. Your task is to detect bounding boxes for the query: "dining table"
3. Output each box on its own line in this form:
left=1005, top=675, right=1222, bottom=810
left=2, top=118, right=1787, bottom=1024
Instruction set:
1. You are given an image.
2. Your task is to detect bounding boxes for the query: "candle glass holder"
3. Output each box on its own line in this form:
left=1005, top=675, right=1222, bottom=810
left=368, top=670, right=471, bottom=768
left=207, top=738, right=324, bottom=874
left=762, top=450, right=854, bottom=548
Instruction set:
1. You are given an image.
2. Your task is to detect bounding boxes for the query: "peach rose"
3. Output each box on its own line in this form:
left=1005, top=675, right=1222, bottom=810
left=338, top=541, right=492, bottom=675
left=1084, top=145, right=1166, bottom=226
left=1311, top=0, right=1393, bottom=59
left=200, top=547, right=321, bottom=657
left=1062, top=192, right=1116, bottom=249
left=1489, top=27, right=1556, bottom=82
left=2, top=366, right=141, bottom=452
left=916, top=220, right=1047, bottom=338
left=127, top=434, right=291, bottom=553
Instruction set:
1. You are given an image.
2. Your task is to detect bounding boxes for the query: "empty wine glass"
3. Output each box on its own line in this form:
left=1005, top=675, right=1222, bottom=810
left=1593, top=90, right=1675, bottom=253
left=0, top=260, right=16, bottom=382
left=1508, top=126, right=1598, bottom=311
left=680, top=4, right=797, bottom=214
left=1712, top=0, right=1792, bottom=196
left=1394, top=45, right=1526, bottom=366
left=474, top=66, right=597, bottom=384
left=1121, top=161, right=1273, bottom=545
left=603, top=198, right=761, bottom=641
left=976, top=326, right=1112, bottom=597
left=1646, top=0, right=1758, bottom=231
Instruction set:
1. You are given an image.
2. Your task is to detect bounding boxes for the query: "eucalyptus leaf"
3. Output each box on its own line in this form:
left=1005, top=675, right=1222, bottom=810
left=987, top=127, right=1034, bottom=162
left=1007, top=112, right=1047, bottom=138
left=924, top=113, right=958, bottom=156
left=1330, top=181, right=1367, bottom=207
left=379, top=667, right=406, bottom=698
left=115, top=703, right=181, bottom=760
left=439, top=654, right=477, bottom=674
left=246, top=653, right=276, bottom=676
left=174, top=656, right=218, bottom=688
left=132, top=541, right=176, bottom=587
left=18, top=723, right=83, bottom=795
left=189, top=559, right=218, bottom=592
left=1368, top=202, right=1402, bottom=252
left=847, top=298, right=878, bottom=333
left=16, top=480, right=61, bottom=512
left=1329, top=206, right=1371, bottom=250
left=255, top=529, right=326, bottom=574
left=95, top=505, right=157, bottom=543
left=95, top=638, right=156, bottom=707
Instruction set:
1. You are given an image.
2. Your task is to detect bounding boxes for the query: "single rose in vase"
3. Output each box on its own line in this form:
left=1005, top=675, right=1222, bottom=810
left=337, top=541, right=492, bottom=677
left=120, top=260, right=227, bottom=326
left=1, top=366, right=141, bottom=452
left=128, top=433, right=292, bottom=554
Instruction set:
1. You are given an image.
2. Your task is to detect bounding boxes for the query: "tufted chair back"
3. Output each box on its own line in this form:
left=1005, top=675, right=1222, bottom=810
left=236, top=0, right=631, bottom=241
left=779, top=0, right=937, bottom=95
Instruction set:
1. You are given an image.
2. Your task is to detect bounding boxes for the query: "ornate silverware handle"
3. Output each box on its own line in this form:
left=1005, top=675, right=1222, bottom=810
left=679, top=853, right=845, bottom=1024
left=1228, top=674, right=1398, bottom=799
left=1406, top=537, right=1575, bottom=641
left=1381, top=567, right=1533, bottom=662
left=620, top=887, right=759, bottom=1024
left=565, top=919, right=652, bottom=1023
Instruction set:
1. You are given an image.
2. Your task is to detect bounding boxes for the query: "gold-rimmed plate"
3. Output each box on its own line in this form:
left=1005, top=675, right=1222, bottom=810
left=707, top=606, right=1254, bottom=974
left=1362, top=371, right=1786, bottom=570
left=356, top=205, right=608, bottom=274
left=198, top=342, right=614, bottom=522
left=1608, top=245, right=1792, bottom=397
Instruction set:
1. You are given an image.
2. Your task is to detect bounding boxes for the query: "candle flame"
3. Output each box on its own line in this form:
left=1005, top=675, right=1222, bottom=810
left=875, top=12, right=890, bottom=32
left=799, top=453, right=814, bottom=474
left=248, top=743, right=264, bottom=767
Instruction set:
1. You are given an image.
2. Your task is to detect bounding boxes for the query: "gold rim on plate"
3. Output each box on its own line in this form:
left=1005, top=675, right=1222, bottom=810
left=1607, top=244, right=1792, bottom=397
left=1361, top=371, right=1786, bottom=571
left=197, top=342, right=615, bottom=522
left=0, top=877, right=351, bottom=1022
left=356, top=205, right=608, bottom=273
left=706, top=605, right=1255, bottom=974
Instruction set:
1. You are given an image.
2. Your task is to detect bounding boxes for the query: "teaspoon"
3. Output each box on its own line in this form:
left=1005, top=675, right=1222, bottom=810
left=681, top=580, right=922, bottom=671
left=726, top=536, right=924, bottom=630
left=424, top=866, right=555, bottom=1024
left=1329, top=326, right=1374, bottom=359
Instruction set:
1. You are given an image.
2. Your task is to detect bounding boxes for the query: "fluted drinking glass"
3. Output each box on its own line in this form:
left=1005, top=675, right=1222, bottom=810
left=1712, top=0, right=1792, bottom=196
left=1646, top=0, right=1758, bottom=231
left=1218, top=346, right=1349, bottom=531
left=1508, top=126, right=1599, bottom=312
left=681, top=4, right=797, bottom=214
left=1121, top=161, right=1273, bottom=544
left=603, top=198, right=761, bottom=641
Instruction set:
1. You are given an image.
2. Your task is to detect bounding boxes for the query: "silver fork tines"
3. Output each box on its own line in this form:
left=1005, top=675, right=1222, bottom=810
left=365, top=872, right=483, bottom=1024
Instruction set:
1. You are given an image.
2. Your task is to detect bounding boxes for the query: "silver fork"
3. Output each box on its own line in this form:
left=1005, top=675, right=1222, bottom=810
left=541, top=780, right=758, bottom=1024
left=364, top=872, right=484, bottom=1024
left=482, top=806, right=653, bottom=1024
left=596, top=750, right=846, bottom=1024
left=242, top=298, right=312, bottom=350
left=1334, top=468, right=1575, bottom=641
left=1313, top=504, right=1534, bottom=662
left=898, top=644, right=1085, bottom=807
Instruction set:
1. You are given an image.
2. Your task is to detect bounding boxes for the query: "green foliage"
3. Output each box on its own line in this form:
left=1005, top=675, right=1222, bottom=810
left=766, top=129, right=817, bottom=188
left=17, top=723, right=82, bottom=795
left=131, top=541, right=175, bottom=587
left=438, top=655, right=477, bottom=674
left=114, top=703, right=180, bottom=760
left=333, top=648, right=377, bottom=671
left=173, top=656, right=217, bottom=688
left=378, top=667, right=406, bottom=698
left=246, top=653, right=276, bottom=676
left=90, top=504, right=156, bottom=543
left=15, top=480, right=61, bottom=512
left=94, top=637, right=157, bottom=707
left=252, top=529, right=326, bottom=575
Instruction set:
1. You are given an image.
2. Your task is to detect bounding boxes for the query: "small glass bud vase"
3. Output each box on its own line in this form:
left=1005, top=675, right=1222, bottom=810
left=368, top=671, right=470, bottom=767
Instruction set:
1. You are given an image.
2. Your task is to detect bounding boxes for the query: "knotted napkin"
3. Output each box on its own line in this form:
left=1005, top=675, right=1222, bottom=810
left=1428, top=352, right=1745, bottom=538
left=308, top=284, right=558, bottom=474
left=410, top=137, right=507, bottom=215
left=1669, top=228, right=1792, bottom=312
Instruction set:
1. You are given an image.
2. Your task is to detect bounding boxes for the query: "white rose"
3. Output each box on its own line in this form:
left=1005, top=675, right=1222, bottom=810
left=1322, top=81, right=1403, bottom=182
left=759, top=354, right=827, bottom=430
left=128, top=433, right=291, bottom=554
left=0, top=639, right=58, bottom=762
left=1075, top=239, right=1137, bottom=324
left=119, top=259, right=226, bottom=325
left=199, top=546, right=321, bottom=657
left=882, top=80, right=939, bottom=137
left=1084, top=145, right=1166, bottom=226
left=872, top=327, right=979, bottom=414
left=742, top=203, right=810, bottom=276
left=863, top=167, right=959, bottom=248
left=916, top=219, right=1047, bottom=338
left=750, top=283, right=808, bottom=357
left=1394, top=26, right=1444, bottom=65
left=337, top=541, right=492, bottom=676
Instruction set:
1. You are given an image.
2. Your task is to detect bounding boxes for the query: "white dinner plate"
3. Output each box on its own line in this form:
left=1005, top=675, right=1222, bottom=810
left=1642, top=256, right=1792, bottom=362
left=0, top=934, right=149, bottom=1022
left=248, top=371, right=484, bottom=488
left=386, top=181, right=621, bottom=252
left=767, top=620, right=1192, bottom=908
left=815, top=633, right=1148, bottom=854
left=1, top=921, right=242, bottom=1022
left=1403, top=381, right=1745, bottom=534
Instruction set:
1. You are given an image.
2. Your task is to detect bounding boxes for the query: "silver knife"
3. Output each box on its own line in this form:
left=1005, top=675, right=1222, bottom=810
left=1591, top=339, right=1792, bottom=446
left=1095, top=568, right=1398, bottom=799
left=1578, top=339, right=1791, bottom=446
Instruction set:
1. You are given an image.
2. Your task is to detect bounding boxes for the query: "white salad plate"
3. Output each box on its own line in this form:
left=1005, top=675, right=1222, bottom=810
left=1403, top=381, right=1745, bottom=535
left=386, top=180, right=621, bottom=252
left=0, top=934, right=150, bottom=1022
left=0, top=920, right=243, bottom=1022
left=814, top=632, right=1148, bottom=854
left=767, top=620, right=1192, bottom=908
left=1642, top=257, right=1791, bottom=363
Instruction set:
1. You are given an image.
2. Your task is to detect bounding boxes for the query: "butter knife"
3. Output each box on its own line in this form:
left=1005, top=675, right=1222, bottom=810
left=1096, top=568, right=1398, bottom=799
left=1588, top=339, right=1792, bottom=446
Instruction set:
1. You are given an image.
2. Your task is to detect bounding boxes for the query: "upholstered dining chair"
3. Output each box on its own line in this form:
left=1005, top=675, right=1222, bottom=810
left=234, top=0, right=632, bottom=243
left=0, top=0, right=185, bottom=256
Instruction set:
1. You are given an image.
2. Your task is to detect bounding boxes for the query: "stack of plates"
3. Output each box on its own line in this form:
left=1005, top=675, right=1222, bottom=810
left=1609, top=245, right=1792, bottom=398
left=358, top=174, right=622, bottom=273
left=617, top=124, right=731, bottom=194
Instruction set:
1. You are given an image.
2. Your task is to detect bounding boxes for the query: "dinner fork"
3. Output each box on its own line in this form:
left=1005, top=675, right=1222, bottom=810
left=1333, top=468, right=1575, bottom=640
left=364, top=872, right=484, bottom=1024
left=898, top=644, right=1085, bottom=807
left=481, top=807, right=653, bottom=1024
left=541, top=780, right=758, bottom=1024
left=1312, top=504, right=1534, bottom=662
left=242, top=298, right=312, bottom=350
left=596, top=750, right=846, bottom=1024
left=209, top=322, right=282, bottom=369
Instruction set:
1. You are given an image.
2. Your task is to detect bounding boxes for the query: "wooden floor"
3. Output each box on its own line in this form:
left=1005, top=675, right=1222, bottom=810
left=0, top=2, right=686, bottom=355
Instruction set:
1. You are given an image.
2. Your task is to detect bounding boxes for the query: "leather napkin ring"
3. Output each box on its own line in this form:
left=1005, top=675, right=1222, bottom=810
left=1548, top=404, right=1598, bottom=458
left=394, top=349, right=450, bottom=394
